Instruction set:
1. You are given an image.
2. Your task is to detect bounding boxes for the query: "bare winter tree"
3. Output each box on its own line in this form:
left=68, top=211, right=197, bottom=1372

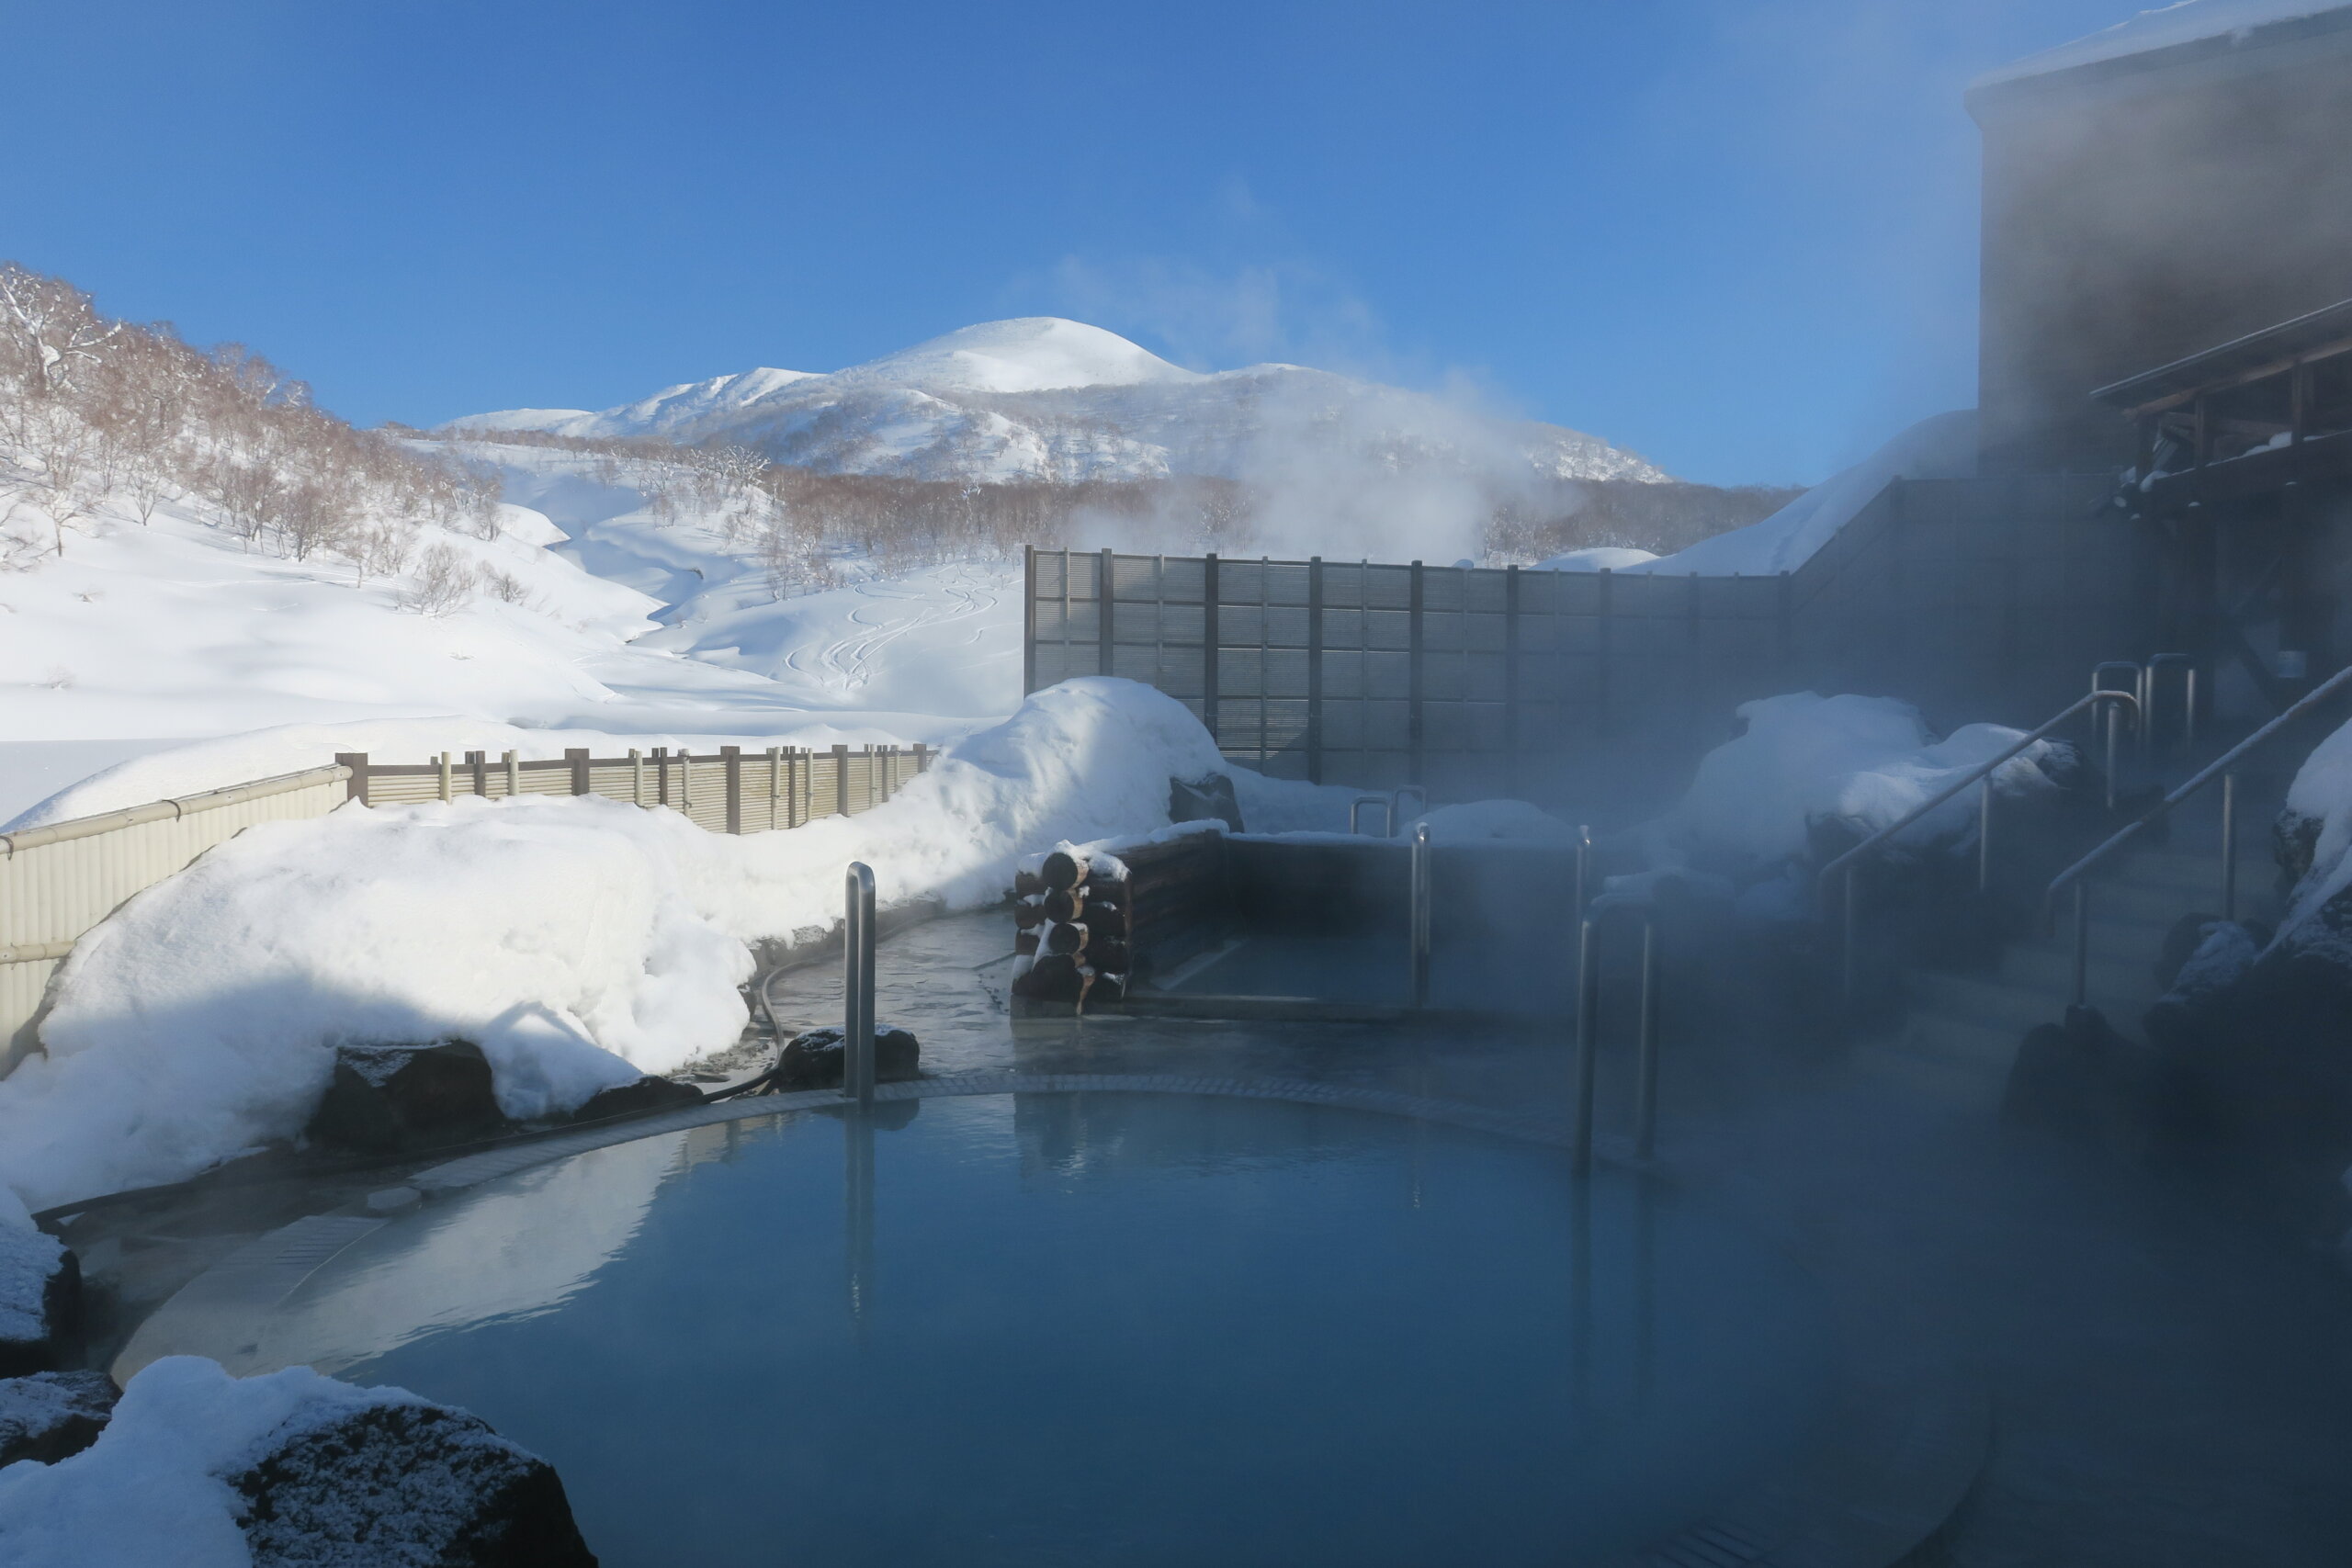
left=400, top=541, right=479, bottom=615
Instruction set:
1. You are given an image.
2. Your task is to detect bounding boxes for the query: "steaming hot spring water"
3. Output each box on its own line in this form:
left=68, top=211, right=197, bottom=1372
left=153, top=1082, right=1831, bottom=1566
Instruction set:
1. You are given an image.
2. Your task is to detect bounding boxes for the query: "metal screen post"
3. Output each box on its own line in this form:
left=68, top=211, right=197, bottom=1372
left=843, top=862, right=876, bottom=1108
left=1841, top=863, right=1859, bottom=1008
left=2221, top=770, right=2238, bottom=922
left=722, top=746, right=742, bottom=834
left=1409, top=822, right=1432, bottom=1008
left=1022, top=544, right=1036, bottom=696
left=1573, top=918, right=1600, bottom=1178
left=504, top=750, right=520, bottom=798
left=2071, top=881, right=2090, bottom=1009
left=1977, top=781, right=1995, bottom=893
left=1634, top=915, right=1660, bottom=1161
left=437, top=751, right=453, bottom=802
left=1574, top=825, right=1591, bottom=919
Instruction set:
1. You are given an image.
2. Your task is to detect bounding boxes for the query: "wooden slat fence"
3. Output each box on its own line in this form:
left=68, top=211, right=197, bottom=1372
left=0, top=742, right=933, bottom=1076
left=336, top=743, right=929, bottom=831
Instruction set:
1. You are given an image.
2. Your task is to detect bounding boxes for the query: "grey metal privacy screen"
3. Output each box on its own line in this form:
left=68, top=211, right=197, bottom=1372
left=1023, top=547, right=1795, bottom=795
left=1022, top=475, right=2157, bottom=803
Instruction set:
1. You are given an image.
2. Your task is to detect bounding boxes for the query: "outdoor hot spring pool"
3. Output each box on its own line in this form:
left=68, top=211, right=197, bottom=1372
left=209, top=1090, right=1833, bottom=1566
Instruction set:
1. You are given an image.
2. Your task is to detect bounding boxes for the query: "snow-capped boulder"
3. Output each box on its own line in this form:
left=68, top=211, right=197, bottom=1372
left=0, top=1357, right=595, bottom=1568
left=0, top=1203, right=76, bottom=1378
left=304, top=1042, right=511, bottom=1156
left=0, top=1372, right=115, bottom=1468
left=773, top=1025, right=922, bottom=1091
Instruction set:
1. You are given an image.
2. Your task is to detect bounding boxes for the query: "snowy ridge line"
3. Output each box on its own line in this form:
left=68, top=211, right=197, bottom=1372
left=0, top=765, right=348, bottom=857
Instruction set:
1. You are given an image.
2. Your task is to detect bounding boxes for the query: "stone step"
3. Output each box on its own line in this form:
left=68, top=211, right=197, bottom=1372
left=2112, top=848, right=2277, bottom=897
left=1849, top=1041, right=2008, bottom=1113
left=1997, top=942, right=2157, bottom=998
left=1906, top=970, right=2147, bottom=1035
left=2013, top=913, right=2174, bottom=965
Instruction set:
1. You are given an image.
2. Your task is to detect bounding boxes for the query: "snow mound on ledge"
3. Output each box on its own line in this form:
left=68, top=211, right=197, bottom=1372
left=1632, top=412, right=1976, bottom=578
left=1660, top=691, right=2062, bottom=867
left=1533, top=546, right=1659, bottom=572
left=0, top=679, right=1353, bottom=1211
left=1973, top=1, right=2350, bottom=91
left=0, top=1357, right=472, bottom=1568
left=1407, top=800, right=1582, bottom=842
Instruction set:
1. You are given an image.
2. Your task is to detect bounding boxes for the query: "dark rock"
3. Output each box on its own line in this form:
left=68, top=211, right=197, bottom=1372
left=0, top=1370, right=116, bottom=1466
left=2003, top=1004, right=2182, bottom=1163
left=1169, top=773, right=1244, bottom=832
left=772, top=1025, right=921, bottom=1090
left=232, top=1398, right=597, bottom=1566
left=0, top=1227, right=79, bottom=1377
left=568, top=1076, right=705, bottom=1124
left=306, top=1041, right=512, bottom=1156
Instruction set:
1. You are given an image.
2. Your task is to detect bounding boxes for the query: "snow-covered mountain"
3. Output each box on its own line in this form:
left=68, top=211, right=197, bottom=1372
left=453, top=317, right=1669, bottom=488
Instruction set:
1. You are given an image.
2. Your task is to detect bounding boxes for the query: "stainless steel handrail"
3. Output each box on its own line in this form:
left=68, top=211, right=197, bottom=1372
left=1817, top=687, right=2140, bottom=1004
left=2045, top=661, right=2352, bottom=1006
left=1573, top=897, right=1661, bottom=1175
left=1350, top=795, right=1394, bottom=836
left=1393, top=784, right=1429, bottom=832
left=2144, top=652, right=2197, bottom=756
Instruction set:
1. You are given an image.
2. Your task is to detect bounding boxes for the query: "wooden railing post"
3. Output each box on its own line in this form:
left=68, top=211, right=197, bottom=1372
left=334, top=752, right=370, bottom=806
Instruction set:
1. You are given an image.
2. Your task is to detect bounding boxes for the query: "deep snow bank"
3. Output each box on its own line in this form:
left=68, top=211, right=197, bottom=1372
left=1652, top=692, right=2064, bottom=870
left=1631, top=412, right=1976, bottom=578
left=0, top=680, right=1352, bottom=1210
left=2277, top=715, right=2352, bottom=961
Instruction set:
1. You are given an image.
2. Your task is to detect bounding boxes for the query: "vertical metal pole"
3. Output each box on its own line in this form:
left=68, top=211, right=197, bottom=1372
left=768, top=747, right=781, bottom=830
left=1258, top=556, right=1271, bottom=764
left=2103, top=705, right=2120, bottom=811
left=437, top=751, right=452, bottom=803
left=2221, top=770, right=2238, bottom=923
left=1573, top=918, right=1599, bottom=1179
left=503, top=750, right=519, bottom=798
left=1306, top=556, right=1325, bottom=784
left=630, top=749, right=643, bottom=806
left=1098, top=546, right=1115, bottom=679
left=1634, top=915, right=1660, bottom=1161
left=1409, top=822, right=1432, bottom=1009
left=844, top=862, right=876, bottom=1108
left=1022, top=543, right=1037, bottom=697
left=1976, top=779, right=1995, bottom=894
left=1574, top=825, right=1591, bottom=919
left=1408, top=559, right=1426, bottom=787
left=2072, top=882, right=2090, bottom=1009
left=1841, top=864, right=1859, bottom=1008
left=2184, top=668, right=2198, bottom=752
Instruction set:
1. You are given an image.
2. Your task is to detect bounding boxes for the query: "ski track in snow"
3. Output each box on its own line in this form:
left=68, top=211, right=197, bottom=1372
left=793, top=567, right=1001, bottom=697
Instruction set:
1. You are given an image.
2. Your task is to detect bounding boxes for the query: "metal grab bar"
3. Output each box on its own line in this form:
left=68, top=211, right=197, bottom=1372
left=2045, top=661, right=2352, bottom=1006
left=1393, top=784, right=1429, bottom=831
left=843, top=862, right=876, bottom=1107
left=1574, top=898, right=1661, bottom=1175
left=1817, top=688, right=2140, bottom=1004
left=1350, top=795, right=1394, bottom=836
left=1408, top=823, right=1432, bottom=1008
left=2144, top=653, right=2197, bottom=756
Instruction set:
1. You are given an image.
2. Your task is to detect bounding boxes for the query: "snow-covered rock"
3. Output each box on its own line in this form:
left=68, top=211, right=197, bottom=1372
left=1651, top=691, right=2067, bottom=871
left=0, top=1372, right=115, bottom=1468
left=0, top=1192, right=74, bottom=1378
left=449, top=317, right=1668, bottom=490
left=0, top=1356, right=594, bottom=1568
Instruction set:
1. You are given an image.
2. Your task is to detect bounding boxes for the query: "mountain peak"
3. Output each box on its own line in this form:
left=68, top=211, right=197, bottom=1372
left=835, top=318, right=1202, bottom=395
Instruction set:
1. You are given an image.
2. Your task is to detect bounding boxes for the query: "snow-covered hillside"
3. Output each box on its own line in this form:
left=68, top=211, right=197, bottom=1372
left=454, top=317, right=1669, bottom=489
left=0, top=443, right=1022, bottom=827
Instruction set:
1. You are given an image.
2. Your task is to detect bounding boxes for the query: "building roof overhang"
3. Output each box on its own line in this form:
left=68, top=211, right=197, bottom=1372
left=2091, top=298, right=2352, bottom=417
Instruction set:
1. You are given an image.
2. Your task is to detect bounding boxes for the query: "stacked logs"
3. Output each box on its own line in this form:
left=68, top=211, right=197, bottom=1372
left=1008, top=832, right=1233, bottom=1013
left=1012, top=849, right=1131, bottom=1008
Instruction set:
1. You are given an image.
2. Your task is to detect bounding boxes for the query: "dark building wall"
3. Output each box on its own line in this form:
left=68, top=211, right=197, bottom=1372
left=1971, top=13, right=2352, bottom=475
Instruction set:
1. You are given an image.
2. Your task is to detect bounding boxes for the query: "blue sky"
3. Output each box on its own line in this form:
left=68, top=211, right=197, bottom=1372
left=14, top=1, right=2137, bottom=486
